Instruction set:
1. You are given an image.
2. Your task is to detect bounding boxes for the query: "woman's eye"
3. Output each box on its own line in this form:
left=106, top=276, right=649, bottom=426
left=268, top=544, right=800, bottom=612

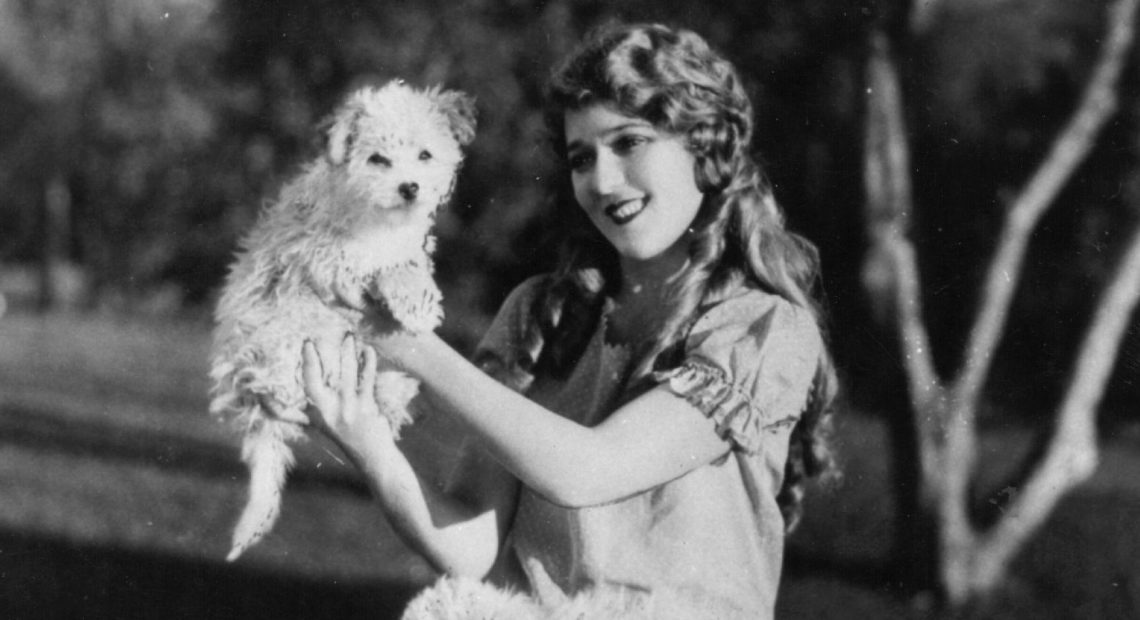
left=367, top=153, right=392, bottom=167
left=613, top=134, right=648, bottom=153
left=567, top=152, right=593, bottom=172
left=419, top=150, right=433, bottom=161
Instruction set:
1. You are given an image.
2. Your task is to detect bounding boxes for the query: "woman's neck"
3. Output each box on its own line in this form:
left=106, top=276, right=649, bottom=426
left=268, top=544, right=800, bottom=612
left=607, top=253, right=690, bottom=347
left=615, top=247, right=689, bottom=306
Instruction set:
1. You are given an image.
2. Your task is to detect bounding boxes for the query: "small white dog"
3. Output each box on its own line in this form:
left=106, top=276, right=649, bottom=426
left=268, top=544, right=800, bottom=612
left=209, top=81, right=476, bottom=561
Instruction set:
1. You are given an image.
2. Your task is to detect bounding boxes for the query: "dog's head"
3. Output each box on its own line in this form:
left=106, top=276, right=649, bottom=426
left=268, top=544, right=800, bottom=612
left=320, top=81, right=476, bottom=232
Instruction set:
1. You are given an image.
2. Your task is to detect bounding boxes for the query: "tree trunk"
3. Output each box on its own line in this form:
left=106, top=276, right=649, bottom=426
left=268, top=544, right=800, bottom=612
left=862, top=29, right=944, bottom=595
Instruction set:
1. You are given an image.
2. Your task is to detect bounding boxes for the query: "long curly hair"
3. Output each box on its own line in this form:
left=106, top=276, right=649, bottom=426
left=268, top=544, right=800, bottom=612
left=518, top=22, right=838, bottom=532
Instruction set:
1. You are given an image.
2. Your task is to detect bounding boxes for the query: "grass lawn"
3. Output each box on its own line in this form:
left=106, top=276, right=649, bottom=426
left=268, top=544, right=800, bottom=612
left=2, top=309, right=1139, bottom=619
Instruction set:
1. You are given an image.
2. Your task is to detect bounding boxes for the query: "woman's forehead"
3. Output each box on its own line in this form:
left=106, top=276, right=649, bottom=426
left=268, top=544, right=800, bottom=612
left=564, top=104, right=653, bottom=148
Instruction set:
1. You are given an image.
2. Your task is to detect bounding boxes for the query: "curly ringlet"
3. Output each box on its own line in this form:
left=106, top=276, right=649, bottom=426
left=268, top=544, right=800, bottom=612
left=513, top=22, right=838, bottom=532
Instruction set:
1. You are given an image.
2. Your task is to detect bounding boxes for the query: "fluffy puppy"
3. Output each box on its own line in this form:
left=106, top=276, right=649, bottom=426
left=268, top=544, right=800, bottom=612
left=210, top=81, right=476, bottom=561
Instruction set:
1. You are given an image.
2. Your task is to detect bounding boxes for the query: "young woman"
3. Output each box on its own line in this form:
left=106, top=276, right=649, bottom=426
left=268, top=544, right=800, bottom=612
left=302, top=22, right=838, bottom=618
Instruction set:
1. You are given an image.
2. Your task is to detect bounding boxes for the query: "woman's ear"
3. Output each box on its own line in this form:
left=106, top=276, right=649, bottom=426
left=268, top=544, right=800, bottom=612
left=325, top=103, right=364, bottom=166
left=431, top=89, right=478, bottom=147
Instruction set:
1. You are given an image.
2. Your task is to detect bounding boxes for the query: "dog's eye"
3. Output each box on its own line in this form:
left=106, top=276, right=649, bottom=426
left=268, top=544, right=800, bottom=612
left=418, top=150, right=433, bottom=161
left=368, top=153, right=392, bottom=167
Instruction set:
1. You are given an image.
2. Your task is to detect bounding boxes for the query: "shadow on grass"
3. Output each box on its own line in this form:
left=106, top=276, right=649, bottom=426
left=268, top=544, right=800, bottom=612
left=0, top=402, right=368, bottom=494
left=0, top=528, right=422, bottom=620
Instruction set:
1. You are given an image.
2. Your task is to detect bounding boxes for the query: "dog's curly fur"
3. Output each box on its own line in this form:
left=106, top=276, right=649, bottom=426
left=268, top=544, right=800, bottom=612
left=209, top=81, right=476, bottom=561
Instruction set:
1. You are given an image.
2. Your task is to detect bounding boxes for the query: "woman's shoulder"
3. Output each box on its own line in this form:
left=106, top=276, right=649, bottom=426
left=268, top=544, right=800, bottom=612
left=657, top=285, right=824, bottom=453
left=690, top=286, right=820, bottom=347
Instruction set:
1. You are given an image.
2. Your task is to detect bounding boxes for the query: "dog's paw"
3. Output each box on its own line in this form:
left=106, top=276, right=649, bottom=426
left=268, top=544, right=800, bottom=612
left=369, top=267, right=443, bottom=333
left=393, top=287, right=443, bottom=333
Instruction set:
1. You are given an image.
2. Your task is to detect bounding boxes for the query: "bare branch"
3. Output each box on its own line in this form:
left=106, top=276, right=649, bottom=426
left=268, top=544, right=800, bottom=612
left=863, top=31, right=942, bottom=405
left=863, top=30, right=950, bottom=503
left=1058, top=227, right=1140, bottom=441
left=954, top=0, right=1140, bottom=408
left=864, top=33, right=915, bottom=229
left=872, top=0, right=1140, bottom=605
left=890, top=241, right=943, bottom=408
left=971, top=219, right=1140, bottom=591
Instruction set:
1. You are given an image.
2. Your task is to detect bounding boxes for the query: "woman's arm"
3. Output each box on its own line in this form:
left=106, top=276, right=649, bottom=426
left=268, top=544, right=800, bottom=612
left=375, top=330, right=732, bottom=508
left=302, top=337, right=518, bottom=578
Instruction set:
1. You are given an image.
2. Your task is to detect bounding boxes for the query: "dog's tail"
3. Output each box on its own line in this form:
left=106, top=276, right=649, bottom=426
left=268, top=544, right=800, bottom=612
left=227, top=412, right=303, bottom=561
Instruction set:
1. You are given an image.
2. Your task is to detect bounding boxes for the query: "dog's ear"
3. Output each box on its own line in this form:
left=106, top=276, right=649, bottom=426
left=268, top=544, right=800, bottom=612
left=432, top=89, right=478, bottom=147
left=325, top=101, right=365, bottom=166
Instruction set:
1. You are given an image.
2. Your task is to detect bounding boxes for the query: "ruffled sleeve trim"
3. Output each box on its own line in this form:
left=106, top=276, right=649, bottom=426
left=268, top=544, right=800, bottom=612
left=654, top=358, right=798, bottom=454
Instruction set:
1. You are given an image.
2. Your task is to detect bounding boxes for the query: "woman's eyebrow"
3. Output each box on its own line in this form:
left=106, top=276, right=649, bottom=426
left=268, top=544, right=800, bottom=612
left=566, top=122, right=653, bottom=152
left=602, top=121, right=653, bottom=136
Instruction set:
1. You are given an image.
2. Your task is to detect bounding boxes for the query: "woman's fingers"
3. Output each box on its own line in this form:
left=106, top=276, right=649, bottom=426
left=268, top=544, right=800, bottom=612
left=338, top=335, right=359, bottom=397
left=302, top=334, right=380, bottom=434
left=301, top=340, right=334, bottom=421
left=301, top=340, right=325, bottom=394
left=315, top=336, right=340, bottom=387
left=360, top=345, right=378, bottom=395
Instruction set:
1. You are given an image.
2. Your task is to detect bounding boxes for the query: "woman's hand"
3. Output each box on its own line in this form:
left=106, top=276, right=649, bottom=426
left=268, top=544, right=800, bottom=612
left=301, top=335, right=395, bottom=459
left=299, top=332, right=517, bottom=579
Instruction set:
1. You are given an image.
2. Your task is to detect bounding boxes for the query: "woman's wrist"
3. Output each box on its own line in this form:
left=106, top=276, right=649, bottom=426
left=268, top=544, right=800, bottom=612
left=335, top=416, right=397, bottom=470
left=371, top=329, right=447, bottom=380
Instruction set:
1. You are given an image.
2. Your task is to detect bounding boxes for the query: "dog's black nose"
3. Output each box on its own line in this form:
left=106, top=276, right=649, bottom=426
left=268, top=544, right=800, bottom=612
left=399, top=182, right=419, bottom=201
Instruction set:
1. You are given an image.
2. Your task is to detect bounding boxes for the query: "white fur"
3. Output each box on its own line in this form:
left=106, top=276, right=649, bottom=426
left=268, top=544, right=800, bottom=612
left=210, top=81, right=476, bottom=561
left=400, top=576, right=753, bottom=619
left=400, top=577, right=542, bottom=620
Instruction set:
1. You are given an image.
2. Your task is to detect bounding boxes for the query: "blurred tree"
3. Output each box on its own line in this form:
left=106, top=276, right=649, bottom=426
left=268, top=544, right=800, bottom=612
left=0, top=0, right=101, bottom=309
left=862, top=0, right=1140, bottom=605
left=0, top=0, right=228, bottom=311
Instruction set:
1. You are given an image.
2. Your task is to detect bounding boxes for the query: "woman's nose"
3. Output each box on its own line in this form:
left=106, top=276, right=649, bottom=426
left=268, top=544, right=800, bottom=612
left=589, top=151, right=625, bottom=196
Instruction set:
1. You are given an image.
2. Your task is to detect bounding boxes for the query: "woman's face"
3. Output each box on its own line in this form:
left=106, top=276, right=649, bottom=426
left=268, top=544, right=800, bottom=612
left=564, top=104, right=704, bottom=268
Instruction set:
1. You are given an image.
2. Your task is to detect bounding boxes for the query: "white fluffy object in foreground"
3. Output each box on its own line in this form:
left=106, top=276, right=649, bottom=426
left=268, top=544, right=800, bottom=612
left=209, top=81, right=476, bottom=561
left=400, top=575, right=754, bottom=619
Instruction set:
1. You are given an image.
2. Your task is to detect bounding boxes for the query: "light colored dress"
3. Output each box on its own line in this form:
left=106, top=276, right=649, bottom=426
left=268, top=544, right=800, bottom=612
left=474, top=276, right=822, bottom=619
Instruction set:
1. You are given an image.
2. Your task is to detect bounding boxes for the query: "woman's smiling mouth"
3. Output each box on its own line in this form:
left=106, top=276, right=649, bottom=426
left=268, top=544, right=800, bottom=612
left=604, top=198, right=647, bottom=224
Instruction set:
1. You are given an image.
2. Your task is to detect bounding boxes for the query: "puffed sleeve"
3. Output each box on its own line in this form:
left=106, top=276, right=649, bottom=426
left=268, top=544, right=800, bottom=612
left=472, top=275, right=549, bottom=393
left=653, top=291, right=822, bottom=454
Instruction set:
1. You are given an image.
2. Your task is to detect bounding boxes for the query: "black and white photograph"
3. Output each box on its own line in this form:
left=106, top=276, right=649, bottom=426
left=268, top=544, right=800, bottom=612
left=2, top=1, right=1139, bottom=618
